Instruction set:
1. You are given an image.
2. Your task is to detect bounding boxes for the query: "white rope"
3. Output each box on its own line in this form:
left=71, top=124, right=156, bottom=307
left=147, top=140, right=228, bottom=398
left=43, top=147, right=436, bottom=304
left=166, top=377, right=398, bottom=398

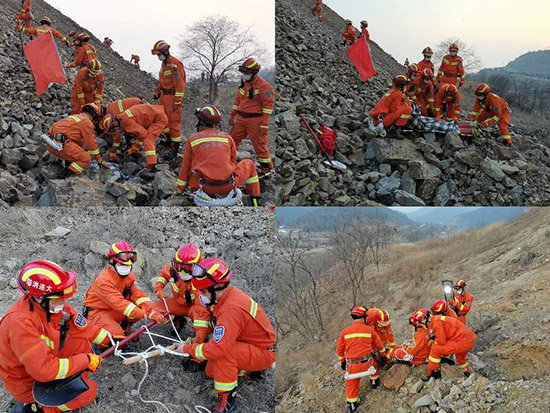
left=193, top=187, right=243, bottom=207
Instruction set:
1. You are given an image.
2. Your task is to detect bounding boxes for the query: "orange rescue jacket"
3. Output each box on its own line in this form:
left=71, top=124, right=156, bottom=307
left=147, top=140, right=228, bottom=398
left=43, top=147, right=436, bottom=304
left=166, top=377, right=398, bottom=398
left=69, top=43, right=98, bottom=68
left=428, top=314, right=476, bottom=346
left=437, top=54, right=465, bottom=85
left=72, top=67, right=104, bottom=103
left=468, top=93, right=509, bottom=126
left=155, top=55, right=186, bottom=103
left=117, top=104, right=166, bottom=143
left=22, top=25, right=68, bottom=42
left=452, top=291, right=473, bottom=316
left=342, top=26, right=356, bottom=45
left=403, top=328, right=432, bottom=363
left=417, top=59, right=434, bottom=74
left=155, top=264, right=199, bottom=307
left=370, top=88, right=412, bottom=119
left=231, top=75, right=274, bottom=127
left=410, top=77, right=435, bottom=105
left=48, top=114, right=100, bottom=160
left=434, top=87, right=462, bottom=119
left=337, top=319, right=385, bottom=361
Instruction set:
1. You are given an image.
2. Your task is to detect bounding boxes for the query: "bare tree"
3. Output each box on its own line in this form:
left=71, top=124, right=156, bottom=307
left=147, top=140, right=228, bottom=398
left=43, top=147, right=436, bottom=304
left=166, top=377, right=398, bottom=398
left=369, top=217, right=395, bottom=273
left=276, top=229, right=328, bottom=342
left=434, top=38, right=482, bottom=73
left=177, top=15, right=266, bottom=102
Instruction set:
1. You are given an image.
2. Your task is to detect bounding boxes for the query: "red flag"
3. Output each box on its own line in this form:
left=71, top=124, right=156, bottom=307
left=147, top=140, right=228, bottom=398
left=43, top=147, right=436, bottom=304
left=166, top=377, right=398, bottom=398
left=24, top=32, right=66, bottom=96
left=346, top=37, right=377, bottom=82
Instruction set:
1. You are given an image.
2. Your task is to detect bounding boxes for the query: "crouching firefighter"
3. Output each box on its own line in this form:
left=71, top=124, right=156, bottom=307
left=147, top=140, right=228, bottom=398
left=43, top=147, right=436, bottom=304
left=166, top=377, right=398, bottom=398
left=389, top=308, right=432, bottom=365
left=177, top=258, right=276, bottom=413
left=0, top=260, right=110, bottom=412
left=174, top=105, right=262, bottom=207
left=337, top=306, right=389, bottom=413
left=82, top=240, right=165, bottom=339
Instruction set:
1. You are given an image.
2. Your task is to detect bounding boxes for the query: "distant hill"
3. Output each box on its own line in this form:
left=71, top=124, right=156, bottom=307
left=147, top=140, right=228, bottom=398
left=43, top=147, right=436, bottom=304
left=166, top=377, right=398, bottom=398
left=407, top=207, right=528, bottom=230
left=505, top=50, right=550, bottom=79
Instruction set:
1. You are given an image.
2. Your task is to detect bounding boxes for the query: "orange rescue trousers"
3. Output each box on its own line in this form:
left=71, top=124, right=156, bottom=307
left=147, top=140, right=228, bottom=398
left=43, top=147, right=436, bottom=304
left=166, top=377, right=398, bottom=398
left=206, top=342, right=275, bottom=393
left=15, top=12, right=32, bottom=28
left=345, top=358, right=379, bottom=403
left=47, top=140, right=92, bottom=174
left=475, top=111, right=511, bottom=143
left=86, top=308, right=131, bottom=338
left=159, top=94, right=183, bottom=144
left=427, top=337, right=476, bottom=374
left=230, top=115, right=271, bottom=165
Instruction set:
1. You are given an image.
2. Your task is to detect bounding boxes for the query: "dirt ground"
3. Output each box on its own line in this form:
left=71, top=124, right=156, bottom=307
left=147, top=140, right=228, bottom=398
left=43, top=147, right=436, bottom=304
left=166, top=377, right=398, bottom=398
left=0, top=207, right=275, bottom=413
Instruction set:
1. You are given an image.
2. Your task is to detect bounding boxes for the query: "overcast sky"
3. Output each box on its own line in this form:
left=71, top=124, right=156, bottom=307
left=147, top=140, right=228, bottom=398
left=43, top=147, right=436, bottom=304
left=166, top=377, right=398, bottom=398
left=325, top=0, right=550, bottom=70
left=45, top=0, right=275, bottom=76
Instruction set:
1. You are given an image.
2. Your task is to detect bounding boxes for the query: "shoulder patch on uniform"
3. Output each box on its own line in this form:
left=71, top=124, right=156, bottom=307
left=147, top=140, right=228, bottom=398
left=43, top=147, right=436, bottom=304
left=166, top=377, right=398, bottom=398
left=213, top=326, right=225, bottom=342
left=265, top=90, right=272, bottom=99
left=74, top=313, right=87, bottom=328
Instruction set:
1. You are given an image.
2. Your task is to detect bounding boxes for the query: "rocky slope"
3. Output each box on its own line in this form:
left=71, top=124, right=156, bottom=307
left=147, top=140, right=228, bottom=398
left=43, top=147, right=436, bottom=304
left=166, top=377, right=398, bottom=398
left=275, top=0, right=550, bottom=206
left=0, top=207, right=275, bottom=412
left=276, top=208, right=550, bottom=412
left=0, top=0, right=273, bottom=207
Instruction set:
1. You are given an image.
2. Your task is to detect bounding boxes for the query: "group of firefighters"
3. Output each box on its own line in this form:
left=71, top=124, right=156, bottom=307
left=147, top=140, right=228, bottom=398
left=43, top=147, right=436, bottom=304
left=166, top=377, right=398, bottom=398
left=337, top=279, right=474, bottom=412
left=369, top=45, right=512, bottom=146
left=0, top=242, right=275, bottom=413
left=14, top=1, right=274, bottom=206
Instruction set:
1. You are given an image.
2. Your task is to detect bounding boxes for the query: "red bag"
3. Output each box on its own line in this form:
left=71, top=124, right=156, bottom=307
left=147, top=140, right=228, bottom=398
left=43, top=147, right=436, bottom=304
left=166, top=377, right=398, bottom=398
left=319, top=125, right=336, bottom=157
left=24, top=32, right=66, bottom=96
left=347, top=37, right=377, bottom=82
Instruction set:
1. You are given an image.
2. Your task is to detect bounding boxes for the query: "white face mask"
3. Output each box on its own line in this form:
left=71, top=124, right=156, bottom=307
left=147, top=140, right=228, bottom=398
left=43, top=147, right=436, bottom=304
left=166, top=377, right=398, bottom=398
left=425, top=56, right=431, bottom=61
left=450, top=52, right=457, bottom=56
left=180, top=271, right=192, bottom=281
left=199, top=295, right=211, bottom=306
left=116, top=264, right=132, bottom=276
left=242, top=74, right=253, bottom=82
left=50, top=304, right=64, bottom=314
left=158, top=54, right=167, bottom=62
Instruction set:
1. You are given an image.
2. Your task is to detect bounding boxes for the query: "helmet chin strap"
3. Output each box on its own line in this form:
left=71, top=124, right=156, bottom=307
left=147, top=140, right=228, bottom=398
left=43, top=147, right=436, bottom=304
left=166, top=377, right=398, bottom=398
left=206, top=282, right=230, bottom=306
left=31, top=296, right=52, bottom=322
left=111, top=260, right=131, bottom=278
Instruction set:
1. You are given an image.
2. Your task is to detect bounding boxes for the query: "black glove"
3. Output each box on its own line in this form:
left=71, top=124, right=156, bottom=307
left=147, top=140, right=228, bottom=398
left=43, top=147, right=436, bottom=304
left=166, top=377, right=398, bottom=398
left=341, top=360, right=347, bottom=371
left=378, top=356, right=387, bottom=369
left=342, top=40, right=346, bottom=47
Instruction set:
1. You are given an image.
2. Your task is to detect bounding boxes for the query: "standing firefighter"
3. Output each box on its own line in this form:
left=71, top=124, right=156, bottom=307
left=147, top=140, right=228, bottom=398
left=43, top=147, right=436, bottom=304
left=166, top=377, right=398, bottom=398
left=100, top=104, right=168, bottom=176
left=15, top=0, right=33, bottom=30
left=152, top=244, right=213, bottom=373
left=436, top=43, right=465, bottom=88
left=47, top=103, right=108, bottom=178
left=103, top=37, right=113, bottom=48
left=71, top=59, right=104, bottom=115
left=175, top=105, right=262, bottom=206
left=434, top=83, right=462, bottom=122
left=67, top=33, right=97, bottom=69
left=83, top=241, right=165, bottom=338
left=389, top=309, right=432, bottom=365
left=178, top=258, right=276, bottom=413
left=337, top=306, right=389, bottom=413
left=229, top=57, right=275, bottom=174
left=131, top=54, right=140, bottom=68
left=18, top=17, right=71, bottom=47
left=411, top=68, right=436, bottom=116
left=311, top=0, right=323, bottom=22
left=342, top=20, right=356, bottom=47
left=359, top=20, right=369, bottom=41
left=452, top=279, right=473, bottom=324
left=151, top=40, right=186, bottom=157
left=417, top=47, right=434, bottom=74
left=0, top=260, right=109, bottom=412
left=468, top=84, right=512, bottom=146
left=103, top=97, right=144, bottom=161
left=423, top=312, right=477, bottom=381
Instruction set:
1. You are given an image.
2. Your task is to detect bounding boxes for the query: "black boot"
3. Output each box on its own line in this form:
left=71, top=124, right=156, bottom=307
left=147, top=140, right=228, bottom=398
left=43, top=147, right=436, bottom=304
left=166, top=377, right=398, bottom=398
left=250, top=196, right=261, bottom=207
left=140, top=165, right=157, bottom=180
left=431, top=369, right=442, bottom=379
left=259, top=162, right=274, bottom=177
left=213, top=388, right=240, bottom=413
left=371, top=378, right=380, bottom=389
left=347, top=401, right=358, bottom=412
left=56, top=167, right=74, bottom=179
left=182, top=358, right=205, bottom=373
left=441, top=356, right=455, bottom=365
left=387, top=130, right=405, bottom=140
left=10, top=403, right=43, bottom=413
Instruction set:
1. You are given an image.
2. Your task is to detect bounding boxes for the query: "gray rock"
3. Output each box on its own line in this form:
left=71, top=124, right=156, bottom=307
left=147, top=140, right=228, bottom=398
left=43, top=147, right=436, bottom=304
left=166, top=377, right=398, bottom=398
left=370, top=138, right=424, bottom=166
left=445, top=131, right=465, bottom=149
left=409, top=160, right=441, bottom=180
left=44, top=226, right=71, bottom=238
left=153, top=169, right=177, bottom=200
left=121, top=372, right=137, bottom=389
left=455, top=149, right=482, bottom=168
left=90, top=241, right=110, bottom=255
left=395, top=190, right=426, bottom=206
left=481, top=159, right=505, bottom=181
left=376, top=176, right=401, bottom=205
left=293, top=138, right=312, bottom=159
left=414, top=394, right=433, bottom=408
left=433, top=183, right=453, bottom=206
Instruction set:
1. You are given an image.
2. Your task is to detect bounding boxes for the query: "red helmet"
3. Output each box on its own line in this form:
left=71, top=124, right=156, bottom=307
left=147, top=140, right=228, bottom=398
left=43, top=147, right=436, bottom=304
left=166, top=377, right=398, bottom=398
left=431, top=299, right=448, bottom=315
left=190, top=257, right=232, bottom=290
left=360, top=20, right=368, bottom=28
left=173, top=243, right=202, bottom=273
left=377, top=309, right=391, bottom=326
left=350, top=305, right=367, bottom=318
left=475, top=84, right=490, bottom=97
left=422, top=47, right=433, bottom=57
left=151, top=40, right=170, bottom=55
left=18, top=260, right=77, bottom=298
left=107, top=240, right=137, bottom=265
left=77, top=32, right=90, bottom=42
left=408, top=63, right=419, bottom=75
left=239, top=57, right=261, bottom=73
left=100, top=114, right=118, bottom=132
left=393, top=74, right=409, bottom=87
left=422, top=68, right=434, bottom=79
left=87, top=59, right=102, bottom=76
left=195, top=105, right=222, bottom=126
left=410, top=308, right=429, bottom=328
left=454, top=279, right=467, bottom=289
left=82, top=102, right=103, bottom=122
left=444, top=83, right=458, bottom=95
left=449, top=43, right=459, bottom=52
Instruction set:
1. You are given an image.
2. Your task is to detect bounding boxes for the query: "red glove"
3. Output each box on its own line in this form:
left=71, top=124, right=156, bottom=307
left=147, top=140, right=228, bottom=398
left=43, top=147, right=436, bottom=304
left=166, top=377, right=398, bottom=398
left=127, top=143, right=141, bottom=155
left=148, top=310, right=165, bottom=324
left=109, top=151, right=117, bottom=161
left=154, top=285, right=165, bottom=299
left=87, top=354, right=102, bottom=372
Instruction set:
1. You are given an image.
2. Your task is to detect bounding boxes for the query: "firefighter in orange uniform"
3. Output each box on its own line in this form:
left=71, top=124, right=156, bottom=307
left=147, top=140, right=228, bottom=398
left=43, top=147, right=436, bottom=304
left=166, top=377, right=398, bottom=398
left=71, top=59, right=104, bottom=115
left=152, top=244, right=213, bottom=373
left=337, top=306, right=388, bottom=412
left=369, top=74, right=413, bottom=137
left=83, top=241, right=165, bottom=338
left=389, top=309, right=432, bottom=365
left=417, top=47, right=434, bottom=74
left=103, top=97, right=144, bottom=160
left=436, top=43, right=465, bottom=88
left=131, top=54, right=140, bottom=68
left=311, top=0, right=322, bottom=22
left=431, top=299, right=459, bottom=319
left=451, top=279, right=473, bottom=324
left=411, top=69, right=436, bottom=116
left=359, top=20, right=370, bottom=41
left=175, top=105, right=262, bottom=206
left=229, top=57, right=274, bottom=174
left=366, top=308, right=396, bottom=349
left=423, top=312, right=477, bottom=381
left=19, top=17, right=71, bottom=47
left=178, top=258, right=275, bottom=413
left=103, top=37, right=113, bottom=48
left=67, top=33, right=97, bottom=69
left=468, top=84, right=512, bottom=146
left=342, top=20, right=356, bottom=47
left=100, top=104, right=168, bottom=175
left=434, top=83, right=462, bottom=121
left=151, top=40, right=186, bottom=157
left=0, top=260, right=109, bottom=412
left=15, top=0, right=33, bottom=29
left=47, top=103, right=107, bottom=179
